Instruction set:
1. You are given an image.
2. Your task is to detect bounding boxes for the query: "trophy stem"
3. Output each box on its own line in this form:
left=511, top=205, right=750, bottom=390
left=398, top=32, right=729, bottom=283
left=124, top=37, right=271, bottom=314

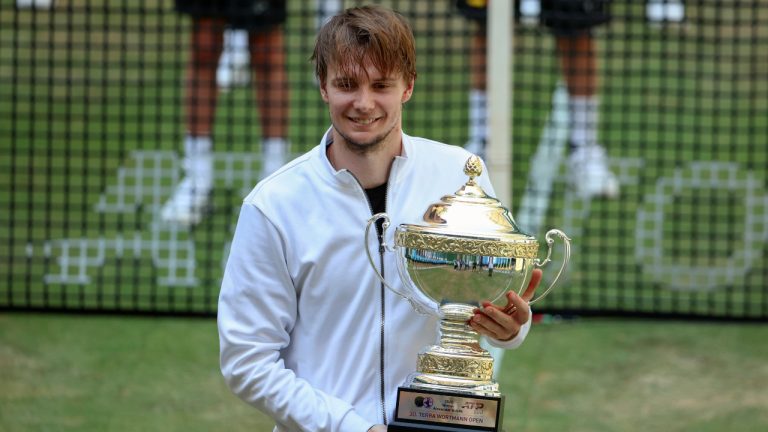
left=438, top=303, right=482, bottom=352
left=404, top=303, right=499, bottom=397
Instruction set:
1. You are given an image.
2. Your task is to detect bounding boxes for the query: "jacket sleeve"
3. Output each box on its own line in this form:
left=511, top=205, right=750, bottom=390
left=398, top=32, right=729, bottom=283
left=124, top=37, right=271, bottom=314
left=218, top=203, right=373, bottom=432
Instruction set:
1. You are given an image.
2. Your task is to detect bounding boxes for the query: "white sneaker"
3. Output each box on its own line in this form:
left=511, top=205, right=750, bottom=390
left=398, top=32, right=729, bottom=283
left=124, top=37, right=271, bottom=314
left=464, top=138, right=486, bottom=160
left=567, top=144, right=619, bottom=199
left=160, top=177, right=212, bottom=226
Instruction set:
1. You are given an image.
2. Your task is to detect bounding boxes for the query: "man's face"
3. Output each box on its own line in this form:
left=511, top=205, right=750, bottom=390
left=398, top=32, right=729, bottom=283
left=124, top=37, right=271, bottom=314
left=320, top=62, right=414, bottom=154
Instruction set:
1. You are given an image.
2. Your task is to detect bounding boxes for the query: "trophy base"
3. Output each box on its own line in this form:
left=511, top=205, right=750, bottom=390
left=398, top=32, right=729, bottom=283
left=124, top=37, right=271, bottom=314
left=391, top=386, right=504, bottom=431
left=389, top=422, right=494, bottom=432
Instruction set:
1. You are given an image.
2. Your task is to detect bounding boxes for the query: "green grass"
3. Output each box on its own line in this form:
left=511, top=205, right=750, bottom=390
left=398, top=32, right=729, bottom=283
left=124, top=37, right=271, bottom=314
left=1, top=313, right=767, bottom=431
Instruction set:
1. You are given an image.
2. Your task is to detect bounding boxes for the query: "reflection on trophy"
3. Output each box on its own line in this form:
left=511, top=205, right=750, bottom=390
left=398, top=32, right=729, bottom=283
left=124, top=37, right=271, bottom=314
left=365, top=156, right=571, bottom=431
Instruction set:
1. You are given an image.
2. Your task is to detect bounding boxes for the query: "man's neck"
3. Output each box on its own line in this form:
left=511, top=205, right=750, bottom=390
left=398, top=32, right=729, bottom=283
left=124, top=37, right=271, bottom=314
left=326, top=129, right=402, bottom=189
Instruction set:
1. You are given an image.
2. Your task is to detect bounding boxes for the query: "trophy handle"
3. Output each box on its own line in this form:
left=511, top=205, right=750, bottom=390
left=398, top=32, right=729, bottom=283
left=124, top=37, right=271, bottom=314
left=365, top=213, right=437, bottom=316
left=529, top=229, right=571, bottom=305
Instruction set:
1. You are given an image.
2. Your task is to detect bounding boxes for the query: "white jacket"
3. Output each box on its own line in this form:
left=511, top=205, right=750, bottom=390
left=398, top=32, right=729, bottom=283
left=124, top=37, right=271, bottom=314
left=218, top=131, right=531, bottom=431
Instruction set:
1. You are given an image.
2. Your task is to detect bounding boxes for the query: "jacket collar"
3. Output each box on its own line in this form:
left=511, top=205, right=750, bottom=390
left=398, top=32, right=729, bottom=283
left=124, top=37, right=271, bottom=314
left=311, top=127, right=413, bottom=189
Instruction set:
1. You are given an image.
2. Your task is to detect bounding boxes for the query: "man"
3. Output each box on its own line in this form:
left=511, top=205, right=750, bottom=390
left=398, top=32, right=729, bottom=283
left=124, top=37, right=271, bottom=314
left=458, top=0, right=619, bottom=199
left=218, top=6, right=542, bottom=431
left=162, top=0, right=289, bottom=226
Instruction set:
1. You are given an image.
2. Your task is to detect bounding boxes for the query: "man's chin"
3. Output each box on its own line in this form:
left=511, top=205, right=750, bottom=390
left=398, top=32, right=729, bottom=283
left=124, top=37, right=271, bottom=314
left=337, top=130, right=386, bottom=152
left=332, top=120, right=399, bottom=154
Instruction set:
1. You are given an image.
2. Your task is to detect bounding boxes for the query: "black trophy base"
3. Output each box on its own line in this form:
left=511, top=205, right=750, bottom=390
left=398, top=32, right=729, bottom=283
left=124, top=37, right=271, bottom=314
left=388, top=421, right=494, bottom=432
left=389, top=387, right=504, bottom=432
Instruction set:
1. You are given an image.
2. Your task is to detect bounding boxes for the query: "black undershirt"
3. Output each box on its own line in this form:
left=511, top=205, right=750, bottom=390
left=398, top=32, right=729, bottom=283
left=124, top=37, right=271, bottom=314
left=365, top=182, right=388, bottom=216
left=365, top=182, right=388, bottom=236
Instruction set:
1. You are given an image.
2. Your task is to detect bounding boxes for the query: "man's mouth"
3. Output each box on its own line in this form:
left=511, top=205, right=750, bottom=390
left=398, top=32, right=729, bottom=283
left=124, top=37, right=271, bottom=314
left=350, top=116, right=379, bottom=125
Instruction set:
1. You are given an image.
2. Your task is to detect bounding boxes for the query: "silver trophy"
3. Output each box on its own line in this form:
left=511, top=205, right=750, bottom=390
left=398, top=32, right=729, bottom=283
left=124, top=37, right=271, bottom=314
left=365, top=156, right=571, bottom=431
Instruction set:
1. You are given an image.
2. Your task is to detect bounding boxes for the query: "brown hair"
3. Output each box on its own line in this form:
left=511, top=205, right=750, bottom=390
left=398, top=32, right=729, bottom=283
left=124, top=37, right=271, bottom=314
left=311, top=5, right=417, bottom=86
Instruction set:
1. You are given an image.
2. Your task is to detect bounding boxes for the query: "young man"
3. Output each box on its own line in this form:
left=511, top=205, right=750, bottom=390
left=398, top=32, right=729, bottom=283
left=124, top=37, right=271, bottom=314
left=218, top=6, right=542, bottom=431
left=458, top=0, right=619, bottom=199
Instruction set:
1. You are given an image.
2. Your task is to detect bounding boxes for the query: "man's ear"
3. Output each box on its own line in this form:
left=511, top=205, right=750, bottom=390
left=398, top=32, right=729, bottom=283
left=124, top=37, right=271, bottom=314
left=319, top=81, right=329, bottom=103
left=401, top=79, right=415, bottom=103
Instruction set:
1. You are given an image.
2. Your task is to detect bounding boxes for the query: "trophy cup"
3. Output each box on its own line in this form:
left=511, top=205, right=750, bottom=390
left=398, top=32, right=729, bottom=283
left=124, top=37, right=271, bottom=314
left=364, top=156, right=571, bottom=431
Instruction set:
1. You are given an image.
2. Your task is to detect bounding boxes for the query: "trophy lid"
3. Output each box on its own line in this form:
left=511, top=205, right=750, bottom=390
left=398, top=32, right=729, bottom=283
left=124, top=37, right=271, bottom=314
left=396, top=156, right=538, bottom=258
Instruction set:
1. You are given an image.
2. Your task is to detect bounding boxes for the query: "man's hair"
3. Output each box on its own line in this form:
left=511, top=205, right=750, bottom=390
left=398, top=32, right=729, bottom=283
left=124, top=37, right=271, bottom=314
left=311, top=5, right=417, bottom=85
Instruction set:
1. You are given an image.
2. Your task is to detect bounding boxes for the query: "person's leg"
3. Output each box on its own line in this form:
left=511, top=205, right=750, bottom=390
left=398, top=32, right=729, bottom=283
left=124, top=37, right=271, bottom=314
left=250, top=26, right=290, bottom=179
left=162, top=17, right=224, bottom=225
left=556, top=33, right=619, bottom=198
left=185, top=17, right=225, bottom=137
left=556, top=33, right=598, bottom=147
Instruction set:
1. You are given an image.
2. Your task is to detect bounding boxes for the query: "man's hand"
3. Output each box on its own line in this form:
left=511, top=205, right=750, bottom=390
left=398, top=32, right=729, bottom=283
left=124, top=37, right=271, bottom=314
left=368, top=425, right=387, bottom=432
left=468, top=268, right=542, bottom=341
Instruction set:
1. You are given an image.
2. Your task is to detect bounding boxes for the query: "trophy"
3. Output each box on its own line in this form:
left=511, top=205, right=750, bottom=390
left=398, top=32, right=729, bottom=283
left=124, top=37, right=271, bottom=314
left=364, top=156, right=571, bottom=431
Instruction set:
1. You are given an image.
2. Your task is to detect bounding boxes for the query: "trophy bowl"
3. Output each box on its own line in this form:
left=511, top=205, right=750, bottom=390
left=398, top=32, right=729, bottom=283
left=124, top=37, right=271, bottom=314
left=365, top=156, right=570, bottom=430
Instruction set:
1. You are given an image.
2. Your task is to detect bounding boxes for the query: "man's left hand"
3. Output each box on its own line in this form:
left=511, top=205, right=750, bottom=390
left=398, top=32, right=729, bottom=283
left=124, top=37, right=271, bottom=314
left=468, top=268, right=543, bottom=341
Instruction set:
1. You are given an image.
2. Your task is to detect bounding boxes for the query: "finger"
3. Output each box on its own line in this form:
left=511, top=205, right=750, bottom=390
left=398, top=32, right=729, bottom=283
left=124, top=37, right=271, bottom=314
left=470, top=316, right=519, bottom=341
left=521, top=268, right=543, bottom=302
left=470, top=307, right=520, bottom=341
left=504, top=291, right=530, bottom=323
left=469, top=314, right=506, bottom=340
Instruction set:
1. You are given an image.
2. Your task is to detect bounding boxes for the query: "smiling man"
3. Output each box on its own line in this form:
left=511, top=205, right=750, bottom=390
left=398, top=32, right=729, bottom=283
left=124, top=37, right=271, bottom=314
left=217, top=5, right=542, bottom=431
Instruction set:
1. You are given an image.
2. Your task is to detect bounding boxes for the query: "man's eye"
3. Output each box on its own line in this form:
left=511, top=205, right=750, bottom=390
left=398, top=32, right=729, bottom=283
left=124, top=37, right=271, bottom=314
left=337, top=81, right=354, bottom=90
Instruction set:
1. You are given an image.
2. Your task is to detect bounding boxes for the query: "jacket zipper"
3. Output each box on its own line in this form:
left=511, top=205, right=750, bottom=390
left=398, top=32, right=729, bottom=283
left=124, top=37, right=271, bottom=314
left=349, top=171, right=389, bottom=425
left=378, top=184, right=389, bottom=425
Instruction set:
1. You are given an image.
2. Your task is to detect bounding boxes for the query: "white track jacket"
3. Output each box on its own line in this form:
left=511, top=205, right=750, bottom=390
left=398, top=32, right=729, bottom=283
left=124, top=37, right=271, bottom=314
left=218, top=130, right=531, bottom=431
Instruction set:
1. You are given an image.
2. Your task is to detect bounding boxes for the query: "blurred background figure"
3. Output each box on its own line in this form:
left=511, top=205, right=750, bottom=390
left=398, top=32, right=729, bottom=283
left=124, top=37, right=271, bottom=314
left=163, top=0, right=289, bottom=226
left=457, top=0, right=619, bottom=200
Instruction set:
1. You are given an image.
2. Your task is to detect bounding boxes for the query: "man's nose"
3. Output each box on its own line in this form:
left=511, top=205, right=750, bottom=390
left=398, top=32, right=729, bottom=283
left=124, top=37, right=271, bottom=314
left=353, top=87, right=375, bottom=112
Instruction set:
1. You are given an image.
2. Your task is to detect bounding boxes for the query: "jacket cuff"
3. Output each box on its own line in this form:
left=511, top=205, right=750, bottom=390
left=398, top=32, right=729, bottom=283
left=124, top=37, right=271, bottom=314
left=338, top=410, right=375, bottom=432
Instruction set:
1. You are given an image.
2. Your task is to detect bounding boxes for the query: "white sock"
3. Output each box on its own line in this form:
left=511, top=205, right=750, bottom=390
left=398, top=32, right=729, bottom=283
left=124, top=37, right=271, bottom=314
left=262, top=137, right=288, bottom=158
left=569, top=96, right=599, bottom=149
left=316, top=0, right=342, bottom=30
left=647, top=0, right=685, bottom=23
left=520, top=0, right=541, bottom=19
left=468, top=89, right=487, bottom=143
left=183, top=135, right=213, bottom=186
left=225, top=30, right=248, bottom=55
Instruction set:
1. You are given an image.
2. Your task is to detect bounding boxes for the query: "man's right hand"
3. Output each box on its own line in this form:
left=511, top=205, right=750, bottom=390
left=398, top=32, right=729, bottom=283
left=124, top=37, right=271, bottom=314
left=368, top=425, right=387, bottom=432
